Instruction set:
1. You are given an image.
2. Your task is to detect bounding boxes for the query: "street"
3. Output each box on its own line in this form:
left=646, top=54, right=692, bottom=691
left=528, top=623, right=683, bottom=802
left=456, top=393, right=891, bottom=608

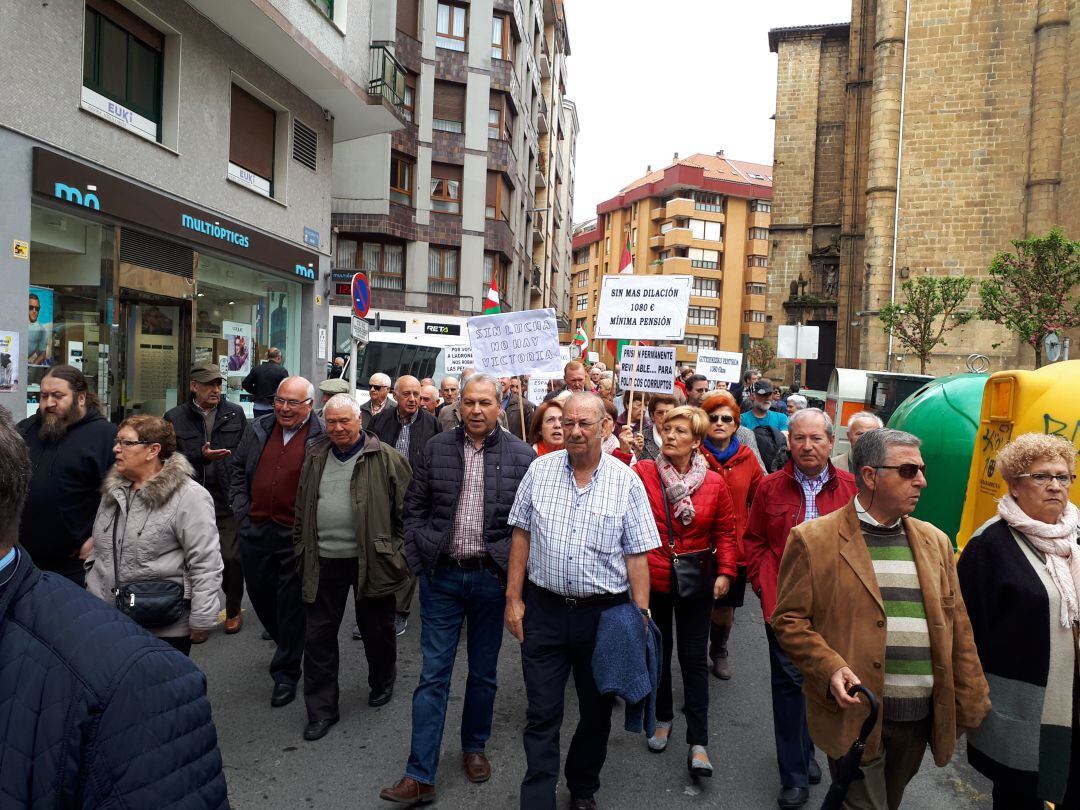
left=197, top=598, right=992, bottom=809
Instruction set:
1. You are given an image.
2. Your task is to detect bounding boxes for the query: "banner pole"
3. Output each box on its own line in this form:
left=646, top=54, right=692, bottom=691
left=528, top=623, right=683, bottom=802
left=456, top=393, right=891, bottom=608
left=518, top=376, right=527, bottom=441
left=639, top=391, right=646, bottom=435
left=625, top=342, right=640, bottom=427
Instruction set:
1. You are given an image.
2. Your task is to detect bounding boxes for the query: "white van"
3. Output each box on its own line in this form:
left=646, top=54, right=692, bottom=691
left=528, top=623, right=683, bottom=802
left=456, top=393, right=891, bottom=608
left=341, top=331, right=464, bottom=405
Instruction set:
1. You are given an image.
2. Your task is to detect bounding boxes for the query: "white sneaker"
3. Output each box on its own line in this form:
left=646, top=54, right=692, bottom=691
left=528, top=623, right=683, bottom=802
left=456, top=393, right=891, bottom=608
left=647, top=721, right=673, bottom=753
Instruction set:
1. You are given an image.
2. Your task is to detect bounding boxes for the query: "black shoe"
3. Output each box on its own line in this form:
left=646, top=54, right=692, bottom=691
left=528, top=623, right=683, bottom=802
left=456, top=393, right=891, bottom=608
left=261, top=629, right=272, bottom=641
left=368, top=684, right=394, bottom=707
left=270, top=683, right=297, bottom=708
left=395, top=614, right=408, bottom=636
left=777, top=787, right=809, bottom=808
left=808, top=759, right=822, bottom=785
left=302, top=717, right=338, bottom=741
left=352, top=624, right=363, bottom=641
left=569, top=797, right=598, bottom=810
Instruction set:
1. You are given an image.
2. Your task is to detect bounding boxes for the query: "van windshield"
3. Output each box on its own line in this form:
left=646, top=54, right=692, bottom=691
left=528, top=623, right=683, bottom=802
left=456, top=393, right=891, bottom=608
left=356, top=343, right=442, bottom=390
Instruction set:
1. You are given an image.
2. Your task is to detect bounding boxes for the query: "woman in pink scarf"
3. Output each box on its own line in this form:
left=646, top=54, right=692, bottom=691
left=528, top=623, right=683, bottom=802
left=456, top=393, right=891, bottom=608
left=958, top=433, right=1079, bottom=810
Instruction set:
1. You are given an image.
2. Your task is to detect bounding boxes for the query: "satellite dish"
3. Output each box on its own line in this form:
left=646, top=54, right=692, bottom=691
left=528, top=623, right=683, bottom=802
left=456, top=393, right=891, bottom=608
left=1045, top=333, right=1062, bottom=363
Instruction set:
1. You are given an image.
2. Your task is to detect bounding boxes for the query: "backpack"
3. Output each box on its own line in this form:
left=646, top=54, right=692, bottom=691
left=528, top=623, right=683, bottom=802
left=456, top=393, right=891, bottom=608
left=753, top=425, right=789, bottom=473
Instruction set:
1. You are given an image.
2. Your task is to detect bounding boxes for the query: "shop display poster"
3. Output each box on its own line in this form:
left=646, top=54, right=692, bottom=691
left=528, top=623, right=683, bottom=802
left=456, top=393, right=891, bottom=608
left=223, top=321, right=252, bottom=377
left=0, top=331, right=20, bottom=391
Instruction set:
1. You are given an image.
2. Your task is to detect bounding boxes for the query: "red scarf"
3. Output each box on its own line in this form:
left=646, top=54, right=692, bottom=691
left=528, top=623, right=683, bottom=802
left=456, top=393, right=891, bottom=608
left=534, top=440, right=561, bottom=457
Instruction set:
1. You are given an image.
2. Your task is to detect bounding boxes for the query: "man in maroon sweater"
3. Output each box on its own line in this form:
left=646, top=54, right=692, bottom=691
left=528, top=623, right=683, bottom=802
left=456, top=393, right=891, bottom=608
left=230, top=376, right=323, bottom=707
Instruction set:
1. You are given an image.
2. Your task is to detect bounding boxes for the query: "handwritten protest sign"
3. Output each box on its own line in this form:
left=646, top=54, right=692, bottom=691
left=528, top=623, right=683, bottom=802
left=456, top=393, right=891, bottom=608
left=618, top=345, right=676, bottom=394
left=594, top=275, right=692, bottom=341
left=527, top=376, right=555, bottom=406
left=443, top=344, right=474, bottom=374
left=695, top=349, right=743, bottom=384
left=466, top=309, right=562, bottom=377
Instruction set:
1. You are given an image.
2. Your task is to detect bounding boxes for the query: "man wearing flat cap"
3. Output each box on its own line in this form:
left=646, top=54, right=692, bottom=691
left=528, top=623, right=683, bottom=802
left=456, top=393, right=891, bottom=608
left=318, top=378, right=351, bottom=416
left=165, top=363, right=249, bottom=637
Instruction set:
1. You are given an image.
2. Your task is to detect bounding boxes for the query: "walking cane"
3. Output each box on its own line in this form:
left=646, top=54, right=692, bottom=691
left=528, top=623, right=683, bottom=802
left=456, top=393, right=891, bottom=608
left=820, top=685, right=880, bottom=810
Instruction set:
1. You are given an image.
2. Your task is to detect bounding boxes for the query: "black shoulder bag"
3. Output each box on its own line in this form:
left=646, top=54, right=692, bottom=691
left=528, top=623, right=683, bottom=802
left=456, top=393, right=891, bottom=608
left=662, top=484, right=717, bottom=600
left=111, top=504, right=186, bottom=629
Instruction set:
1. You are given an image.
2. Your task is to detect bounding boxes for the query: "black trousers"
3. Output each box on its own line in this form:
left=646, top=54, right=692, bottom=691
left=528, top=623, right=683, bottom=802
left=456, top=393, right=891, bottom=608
left=650, top=589, right=712, bottom=745
left=239, top=520, right=305, bottom=686
left=303, top=556, right=396, bottom=722
left=161, top=636, right=193, bottom=656
left=37, top=555, right=86, bottom=588
left=519, top=583, right=624, bottom=809
left=212, top=492, right=244, bottom=618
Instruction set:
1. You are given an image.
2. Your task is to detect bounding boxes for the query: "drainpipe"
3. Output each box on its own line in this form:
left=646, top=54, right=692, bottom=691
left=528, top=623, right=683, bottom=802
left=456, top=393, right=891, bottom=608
left=886, top=0, right=911, bottom=370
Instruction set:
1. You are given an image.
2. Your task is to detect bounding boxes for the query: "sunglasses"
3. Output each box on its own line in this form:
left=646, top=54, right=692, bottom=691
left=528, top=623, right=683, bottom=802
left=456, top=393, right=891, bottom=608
left=875, top=464, right=926, bottom=480
left=708, top=413, right=735, bottom=424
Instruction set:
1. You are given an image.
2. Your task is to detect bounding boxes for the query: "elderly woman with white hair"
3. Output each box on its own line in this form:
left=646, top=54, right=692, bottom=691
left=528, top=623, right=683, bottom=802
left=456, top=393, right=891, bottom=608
left=958, top=433, right=1080, bottom=809
left=785, top=394, right=808, bottom=416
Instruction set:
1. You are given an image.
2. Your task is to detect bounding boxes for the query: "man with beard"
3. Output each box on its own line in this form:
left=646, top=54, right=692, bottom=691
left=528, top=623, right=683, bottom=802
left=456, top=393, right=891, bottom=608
left=17, top=365, right=117, bottom=586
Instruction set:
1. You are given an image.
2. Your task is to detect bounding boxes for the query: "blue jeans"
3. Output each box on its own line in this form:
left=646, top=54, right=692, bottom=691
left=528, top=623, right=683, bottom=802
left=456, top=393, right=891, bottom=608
left=405, top=563, right=506, bottom=785
left=766, top=624, right=815, bottom=788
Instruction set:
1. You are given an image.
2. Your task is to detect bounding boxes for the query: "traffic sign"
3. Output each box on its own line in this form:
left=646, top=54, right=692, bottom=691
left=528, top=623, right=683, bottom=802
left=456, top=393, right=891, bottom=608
left=351, top=315, right=369, bottom=347
left=351, top=272, right=370, bottom=318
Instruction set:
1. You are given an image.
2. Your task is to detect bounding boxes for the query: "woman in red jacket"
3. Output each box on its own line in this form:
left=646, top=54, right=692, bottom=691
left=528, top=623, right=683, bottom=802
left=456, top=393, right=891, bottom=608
left=633, top=405, right=738, bottom=779
left=700, top=390, right=764, bottom=680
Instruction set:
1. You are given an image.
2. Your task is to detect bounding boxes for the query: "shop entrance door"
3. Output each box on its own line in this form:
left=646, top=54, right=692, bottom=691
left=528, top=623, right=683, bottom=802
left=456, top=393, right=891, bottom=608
left=117, top=296, right=191, bottom=420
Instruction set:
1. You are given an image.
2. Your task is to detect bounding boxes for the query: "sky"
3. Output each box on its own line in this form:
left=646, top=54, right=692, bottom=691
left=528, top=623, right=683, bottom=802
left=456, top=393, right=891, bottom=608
left=565, top=0, right=853, bottom=222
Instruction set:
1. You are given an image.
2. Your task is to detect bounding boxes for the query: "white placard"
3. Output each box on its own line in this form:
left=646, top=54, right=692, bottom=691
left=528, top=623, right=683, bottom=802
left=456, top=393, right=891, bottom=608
left=444, top=344, right=474, bottom=374
left=222, top=321, right=252, bottom=377
left=351, top=315, right=369, bottom=346
left=318, top=327, right=328, bottom=360
left=777, top=324, right=820, bottom=360
left=594, top=275, right=693, bottom=341
left=695, top=349, right=743, bottom=384
left=587, top=351, right=600, bottom=364
left=618, top=345, right=676, bottom=394
left=527, top=376, right=552, bottom=406
left=467, top=309, right=562, bottom=377
left=559, top=345, right=571, bottom=364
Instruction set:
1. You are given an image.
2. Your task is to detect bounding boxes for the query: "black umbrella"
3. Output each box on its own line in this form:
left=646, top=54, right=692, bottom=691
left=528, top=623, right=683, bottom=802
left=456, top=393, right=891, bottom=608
left=820, top=685, right=880, bottom=810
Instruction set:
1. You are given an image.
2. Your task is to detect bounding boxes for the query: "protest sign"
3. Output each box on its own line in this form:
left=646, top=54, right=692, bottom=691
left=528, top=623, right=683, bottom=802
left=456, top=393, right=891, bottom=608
left=526, top=376, right=553, bottom=406
left=594, top=275, right=692, bottom=341
left=467, top=308, right=562, bottom=377
left=695, top=349, right=743, bottom=384
left=617, top=345, right=676, bottom=394
left=443, top=344, right=474, bottom=374
left=587, top=351, right=599, bottom=364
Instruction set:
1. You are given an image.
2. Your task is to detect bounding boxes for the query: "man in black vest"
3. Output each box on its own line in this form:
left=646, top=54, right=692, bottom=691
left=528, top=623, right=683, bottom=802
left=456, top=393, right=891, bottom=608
left=165, top=363, right=248, bottom=638
left=242, top=347, right=288, bottom=417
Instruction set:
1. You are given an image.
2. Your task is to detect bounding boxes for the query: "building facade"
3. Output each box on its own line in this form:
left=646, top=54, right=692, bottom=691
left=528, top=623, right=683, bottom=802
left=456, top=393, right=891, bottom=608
left=571, top=153, right=772, bottom=367
left=330, top=0, right=577, bottom=346
left=769, top=1, right=1080, bottom=381
left=0, top=0, right=404, bottom=420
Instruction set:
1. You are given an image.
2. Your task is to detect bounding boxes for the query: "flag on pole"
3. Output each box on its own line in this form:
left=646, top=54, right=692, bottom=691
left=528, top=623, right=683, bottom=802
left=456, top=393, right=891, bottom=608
left=482, top=275, right=501, bottom=315
left=572, top=325, right=588, bottom=349
left=619, top=237, right=633, bottom=274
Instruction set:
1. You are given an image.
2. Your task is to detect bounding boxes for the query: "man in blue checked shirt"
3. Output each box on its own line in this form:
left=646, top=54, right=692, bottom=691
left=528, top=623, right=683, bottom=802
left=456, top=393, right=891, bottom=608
left=504, top=392, right=661, bottom=810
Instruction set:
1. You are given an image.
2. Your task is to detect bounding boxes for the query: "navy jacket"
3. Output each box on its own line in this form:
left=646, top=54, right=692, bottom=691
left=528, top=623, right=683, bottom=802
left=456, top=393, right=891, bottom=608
left=369, top=406, right=441, bottom=472
left=403, top=425, right=535, bottom=574
left=164, top=398, right=246, bottom=496
left=592, top=601, right=662, bottom=737
left=0, top=552, right=227, bottom=808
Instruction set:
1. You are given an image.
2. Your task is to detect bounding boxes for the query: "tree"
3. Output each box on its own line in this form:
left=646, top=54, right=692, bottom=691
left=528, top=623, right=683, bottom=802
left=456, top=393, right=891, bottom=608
left=977, top=228, right=1080, bottom=368
left=878, top=275, right=973, bottom=374
left=745, top=339, right=776, bottom=375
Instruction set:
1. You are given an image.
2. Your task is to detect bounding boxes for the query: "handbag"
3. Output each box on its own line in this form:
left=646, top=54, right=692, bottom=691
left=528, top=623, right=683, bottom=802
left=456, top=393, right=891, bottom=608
left=110, top=504, right=186, bottom=629
left=661, top=483, right=717, bottom=600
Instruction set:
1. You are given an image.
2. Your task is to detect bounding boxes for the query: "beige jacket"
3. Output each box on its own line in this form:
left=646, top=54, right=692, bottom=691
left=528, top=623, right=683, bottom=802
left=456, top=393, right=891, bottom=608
left=86, top=454, right=223, bottom=637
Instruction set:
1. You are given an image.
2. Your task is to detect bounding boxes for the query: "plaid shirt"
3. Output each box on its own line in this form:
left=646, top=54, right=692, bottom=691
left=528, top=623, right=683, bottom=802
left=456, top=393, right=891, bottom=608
left=794, top=464, right=832, bottom=522
left=394, top=409, right=419, bottom=458
left=450, top=437, right=487, bottom=559
left=508, top=450, right=660, bottom=598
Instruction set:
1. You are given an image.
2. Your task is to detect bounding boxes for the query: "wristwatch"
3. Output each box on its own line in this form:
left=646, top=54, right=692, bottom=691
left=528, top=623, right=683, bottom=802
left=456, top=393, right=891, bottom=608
left=638, top=607, right=651, bottom=619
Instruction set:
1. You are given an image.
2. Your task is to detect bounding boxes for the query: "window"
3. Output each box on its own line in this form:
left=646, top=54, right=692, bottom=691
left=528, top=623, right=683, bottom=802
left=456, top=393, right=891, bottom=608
left=312, top=0, right=334, bottom=18
left=488, top=107, right=501, bottom=139
left=429, top=247, right=459, bottom=295
left=485, top=171, right=511, bottom=220
left=433, top=80, right=466, bottom=133
left=692, top=277, right=719, bottom=298
left=748, top=256, right=768, bottom=268
left=390, top=153, right=413, bottom=205
left=750, top=200, right=772, bottom=213
left=361, top=243, right=405, bottom=290
left=632, top=202, right=639, bottom=220
left=605, top=237, right=610, bottom=255
left=749, top=227, right=769, bottom=240
left=492, top=14, right=509, bottom=60
left=658, top=250, right=671, bottom=262
left=576, top=294, right=587, bottom=310
left=660, top=221, right=674, bottom=234
left=83, top=0, right=164, bottom=142
left=574, top=249, right=589, bottom=266
left=483, top=252, right=507, bottom=297
left=402, top=74, right=416, bottom=122
left=690, top=219, right=723, bottom=242
left=576, top=270, right=589, bottom=287
left=689, top=248, right=719, bottom=269
left=397, top=0, right=420, bottom=37
left=688, top=306, right=718, bottom=326
left=684, top=335, right=717, bottom=354
left=693, top=191, right=723, bottom=212
left=431, top=163, right=463, bottom=214
left=745, top=283, right=767, bottom=295
left=436, top=2, right=467, bottom=51
left=744, top=311, right=767, bottom=323
left=229, top=84, right=276, bottom=196
left=631, top=227, right=637, bottom=248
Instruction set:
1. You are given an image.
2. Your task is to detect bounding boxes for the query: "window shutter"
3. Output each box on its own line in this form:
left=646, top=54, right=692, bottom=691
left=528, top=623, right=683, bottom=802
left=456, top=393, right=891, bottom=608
left=432, top=81, right=466, bottom=123
left=292, top=119, right=318, bottom=171
left=431, top=162, right=463, bottom=182
left=230, top=85, right=275, bottom=181
left=396, top=0, right=420, bottom=36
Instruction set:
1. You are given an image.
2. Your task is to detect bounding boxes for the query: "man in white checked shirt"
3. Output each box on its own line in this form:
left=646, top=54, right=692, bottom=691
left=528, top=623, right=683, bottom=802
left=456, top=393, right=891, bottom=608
left=504, top=392, right=661, bottom=810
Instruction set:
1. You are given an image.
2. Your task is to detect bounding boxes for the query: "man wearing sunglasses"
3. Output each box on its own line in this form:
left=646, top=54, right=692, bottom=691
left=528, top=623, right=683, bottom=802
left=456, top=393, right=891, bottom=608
left=230, top=375, right=323, bottom=708
left=773, top=428, right=989, bottom=810
left=361, top=372, right=397, bottom=425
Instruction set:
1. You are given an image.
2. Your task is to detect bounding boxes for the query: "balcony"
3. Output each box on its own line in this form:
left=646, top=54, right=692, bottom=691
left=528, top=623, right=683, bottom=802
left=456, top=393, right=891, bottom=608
left=534, top=158, right=547, bottom=188
left=663, top=197, right=695, bottom=219
left=744, top=321, right=766, bottom=340
left=532, top=212, right=546, bottom=243
left=660, top=256, right=692, bottom=275
left=539, top=38, right=552, bottom=77
left=368, top=46, right=407, bottom=115
left=553, top=194, right=563, bottom=225
left=648, top=234, right=665, bottom=250
left=744, top=293, right=767, bottom=311
left=662, top=228, right=693, bottom=249
left=513, top=0, right=527, bottom=41
left=537, top=96, right=549, bottom=134
left=531, top=265, right=543, bottom=294
left=650, top=206, right=666, bottom=221
left=748, top=210, right=772, bottom=230
left=748, top=238, right=770, bottom=256
left=749, top=267, right=768, bottom=285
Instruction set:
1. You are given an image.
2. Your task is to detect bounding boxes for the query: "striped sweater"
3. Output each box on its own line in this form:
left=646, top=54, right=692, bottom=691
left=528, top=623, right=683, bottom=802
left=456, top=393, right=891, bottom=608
left=862, top=521, right=934, bottom=721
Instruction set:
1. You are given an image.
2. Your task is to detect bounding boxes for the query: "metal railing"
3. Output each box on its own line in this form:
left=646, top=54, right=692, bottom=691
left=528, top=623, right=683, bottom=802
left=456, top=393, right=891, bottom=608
left=368, top=45, right=406, bottom=114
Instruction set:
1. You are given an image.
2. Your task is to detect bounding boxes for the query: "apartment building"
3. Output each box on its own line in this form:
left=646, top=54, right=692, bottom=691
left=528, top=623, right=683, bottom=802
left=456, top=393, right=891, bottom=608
left=331, top=0, right=577, bottom=343
left=0, top=0, right=404, bottom=420
left=571, top=153, right=772, bottom=366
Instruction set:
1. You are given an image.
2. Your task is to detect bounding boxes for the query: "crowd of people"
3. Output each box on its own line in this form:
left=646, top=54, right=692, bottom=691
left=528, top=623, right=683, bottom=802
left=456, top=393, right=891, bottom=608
left=0, top=356, right=1077, bottom=810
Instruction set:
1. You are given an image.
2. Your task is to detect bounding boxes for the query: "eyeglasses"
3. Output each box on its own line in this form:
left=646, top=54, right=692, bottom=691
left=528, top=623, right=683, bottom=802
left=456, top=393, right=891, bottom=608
left=561, top=419, right=599, bottom=430
left=273, top=396, right=313, bottom=408
left=875, top=464, right=927, bottom=480
left=1017, top=472, right=1076, bottom=488
left=28, top=305, right=40, bottom=312
left=370, top=385, right=388, bottom=391
left=708, top=414, right=735, bottom=424
left=114, top=439, right=151, bottom=448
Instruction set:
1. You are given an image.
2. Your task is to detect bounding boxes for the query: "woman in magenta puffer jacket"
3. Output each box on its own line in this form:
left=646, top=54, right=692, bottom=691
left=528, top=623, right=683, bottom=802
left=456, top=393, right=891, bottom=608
left=633, top=405, right=738, bottom=780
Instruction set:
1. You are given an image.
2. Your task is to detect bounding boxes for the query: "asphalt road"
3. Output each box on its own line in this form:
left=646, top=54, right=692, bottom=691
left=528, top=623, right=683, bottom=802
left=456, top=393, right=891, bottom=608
left=195, top=597, right=993, bottom=809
